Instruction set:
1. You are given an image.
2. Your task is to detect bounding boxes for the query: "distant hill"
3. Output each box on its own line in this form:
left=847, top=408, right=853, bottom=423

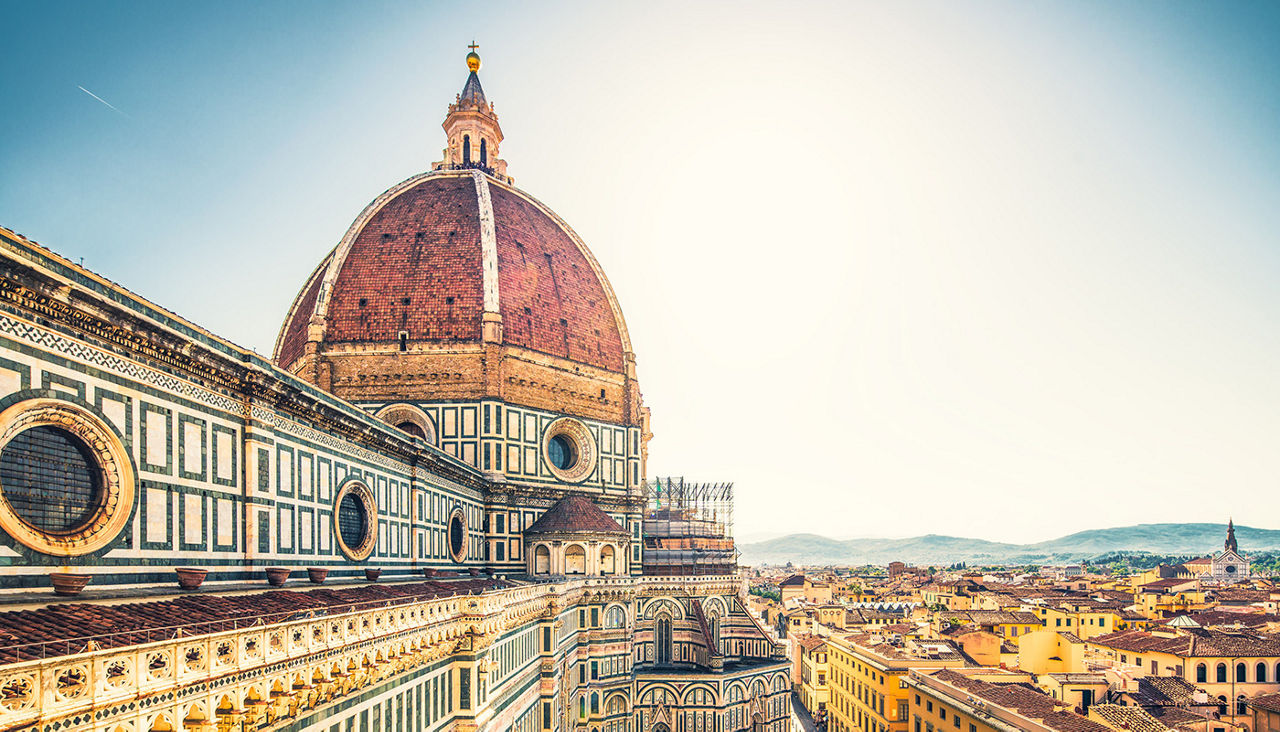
left=737, top=523, right=1280, bottom=567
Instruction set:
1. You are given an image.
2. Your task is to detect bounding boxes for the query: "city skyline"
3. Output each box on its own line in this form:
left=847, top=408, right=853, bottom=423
left=3, top=1, right=1279, bottom=543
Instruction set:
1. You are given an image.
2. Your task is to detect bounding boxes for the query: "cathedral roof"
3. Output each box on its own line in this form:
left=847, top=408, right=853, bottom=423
left=0, top=578, right=509, bottom=664
left=274, top=171, right=630, bottom=373
left=524, top=495, right=627, bottom=535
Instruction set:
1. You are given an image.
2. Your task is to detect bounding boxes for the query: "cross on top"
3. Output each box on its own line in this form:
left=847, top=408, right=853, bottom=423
left=468, top=41, right=479, bottom=52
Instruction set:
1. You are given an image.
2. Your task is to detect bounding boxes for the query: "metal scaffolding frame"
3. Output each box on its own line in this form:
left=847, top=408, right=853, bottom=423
left=644, top=477, right=734, bottom=538
left=641, top=477, right=736, bottom=576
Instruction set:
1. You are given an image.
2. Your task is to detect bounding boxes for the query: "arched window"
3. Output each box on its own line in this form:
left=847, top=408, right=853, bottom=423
left=1217, top=695, right=1227, bottom=715
left=578, top=695, right=586, bottom=719
left=656, top=613, right=672, bottom=666
left=605, top=605, right=625, bottom=629
left=1217, top=663, right=1228, bottom=683
left=1237, top=695, right=1248, bottom=715
left=534, top=545, right=550, bottom=574
left=480, top=139, right=487, bottom=166
left=591, top=692, right=599, bottom=714
left=565, top=544, right=586, bottom=574
left=1196, top=663, right=1207, bottom=683
left=1236, top=662, right=1247, bottom=682
left=1258, top=662, right=1268, bottom=683
left=600, top=545, right=616, bottom=574
left=709, top=613, right=721, bottom=653
left=463, top=135, right=471, bottom=164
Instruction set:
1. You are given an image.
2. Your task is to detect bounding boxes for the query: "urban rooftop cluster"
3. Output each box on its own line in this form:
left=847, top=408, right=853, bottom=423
left=746, top=524, right=1280, bottom=732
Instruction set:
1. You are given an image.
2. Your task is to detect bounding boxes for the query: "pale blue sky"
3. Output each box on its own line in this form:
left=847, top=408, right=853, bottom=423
left=2, top=1, right=1278, bottom=542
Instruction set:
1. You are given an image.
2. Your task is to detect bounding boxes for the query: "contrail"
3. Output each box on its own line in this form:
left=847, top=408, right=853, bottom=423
left=77, top=85, right=129, bottom=117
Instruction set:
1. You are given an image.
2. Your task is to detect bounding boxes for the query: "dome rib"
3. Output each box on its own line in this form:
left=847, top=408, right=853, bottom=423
left=274, top=249, right=333, bottom=367
left=486, top=176, right=633, bottom=358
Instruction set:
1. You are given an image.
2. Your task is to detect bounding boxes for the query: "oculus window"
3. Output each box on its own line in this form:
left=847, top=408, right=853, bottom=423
left=449, top=507, right=468, bottom=563
left=1, top=426, right=103, bottom=533
left=0, top=397, right=135, bottom=556
left=332, top=480, right=377, bottom=561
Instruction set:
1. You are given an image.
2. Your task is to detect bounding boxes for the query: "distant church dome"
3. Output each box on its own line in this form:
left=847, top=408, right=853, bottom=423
left=274, top=48, right=644, bottom=429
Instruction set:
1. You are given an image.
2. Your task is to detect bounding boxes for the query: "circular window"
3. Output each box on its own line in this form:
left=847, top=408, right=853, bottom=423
left=547, top=434, right=576, bottom=471
left=0, top=397, right=135, bottom=556
left=1, top=426, right=103, bottom=533
left=541, top=418, right=597, bottom=483
left=338, top=493, right=367, bottom=549
left=332, top=480, right=376, bottom=561
left=448, top=507, right=467, bottom=563
left=1226, top=565, right=1237, bottom=574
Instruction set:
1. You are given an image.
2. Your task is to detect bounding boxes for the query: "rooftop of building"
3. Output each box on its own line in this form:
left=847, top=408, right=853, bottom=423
left=0, top=576, right=511, bottom=664
left=1088, top=704, right=1171, bottom=732
left=1163, top=609, right=1280, bottom=629
left=831, top=632, right=967, bottom=665
left=921, top=668, right=1110, bottom=732
left=1250, top=692, right=1280, bottom=714
left=523, top=494, right=627, bottom=535
left=938, top=609, right=1041, bottom=625
left=1124, top=676, right=1212, bottom=708
left=1087, top=627, right=1280, bottom=657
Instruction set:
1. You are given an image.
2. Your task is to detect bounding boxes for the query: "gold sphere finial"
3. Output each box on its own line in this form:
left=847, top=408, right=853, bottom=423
left=466, top=41, right=481, bottom=73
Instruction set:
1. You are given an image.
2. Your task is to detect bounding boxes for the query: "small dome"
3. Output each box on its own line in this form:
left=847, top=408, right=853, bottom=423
left=525, top=495, right=627, bottom=535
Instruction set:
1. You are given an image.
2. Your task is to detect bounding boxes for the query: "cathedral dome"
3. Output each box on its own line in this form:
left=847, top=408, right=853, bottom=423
left=272, top=49, right=644, bottom=430
left=274, top=170, right=630, bottom=375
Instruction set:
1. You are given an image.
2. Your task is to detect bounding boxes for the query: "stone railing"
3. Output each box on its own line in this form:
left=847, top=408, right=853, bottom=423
left=0, top=575, right=740, bottom=730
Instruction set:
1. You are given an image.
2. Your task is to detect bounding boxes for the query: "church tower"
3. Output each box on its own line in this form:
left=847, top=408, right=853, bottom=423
left=432, top=44, right=509, bottom=181
left=1225, top=518, right=1238, bottom=552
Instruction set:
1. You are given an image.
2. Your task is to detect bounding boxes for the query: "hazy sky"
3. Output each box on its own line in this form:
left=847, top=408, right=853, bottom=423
left=2, top=1, right=1278, bottom=543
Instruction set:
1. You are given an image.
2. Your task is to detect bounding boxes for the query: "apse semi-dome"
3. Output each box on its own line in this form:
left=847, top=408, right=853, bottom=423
left=274, top=53, right=644, bottom=429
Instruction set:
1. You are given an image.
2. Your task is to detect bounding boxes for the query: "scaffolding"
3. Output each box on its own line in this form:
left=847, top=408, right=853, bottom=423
left=642, top=477, right=736, bottom=576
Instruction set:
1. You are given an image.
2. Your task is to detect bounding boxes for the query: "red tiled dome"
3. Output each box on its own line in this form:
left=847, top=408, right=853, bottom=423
left=524, top=495, right=627, bottom=535
left=275, top=170, right=630, bottom=374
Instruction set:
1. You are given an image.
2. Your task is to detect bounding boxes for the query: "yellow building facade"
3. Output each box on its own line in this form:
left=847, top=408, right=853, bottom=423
left=827, top=635, right=965, bottom=732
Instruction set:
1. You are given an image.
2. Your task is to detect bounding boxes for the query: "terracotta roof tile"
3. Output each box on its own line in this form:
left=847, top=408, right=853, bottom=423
left=524, top=495, right=626, bottom=535
left=325, top=176, right=485, bottom=345
left=931, top=669, right=1110, bottom=732
left=490, top=185, right=624, bottom=371
left=1088, top=705, right=1169, bottom=732
left=0, top=578, right=509, bottom=664
left=1250, top=693, right=1280, bottom=714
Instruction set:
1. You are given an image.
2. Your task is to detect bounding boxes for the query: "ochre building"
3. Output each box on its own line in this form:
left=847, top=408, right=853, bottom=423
left=0, top=50, right=789, bottom=732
